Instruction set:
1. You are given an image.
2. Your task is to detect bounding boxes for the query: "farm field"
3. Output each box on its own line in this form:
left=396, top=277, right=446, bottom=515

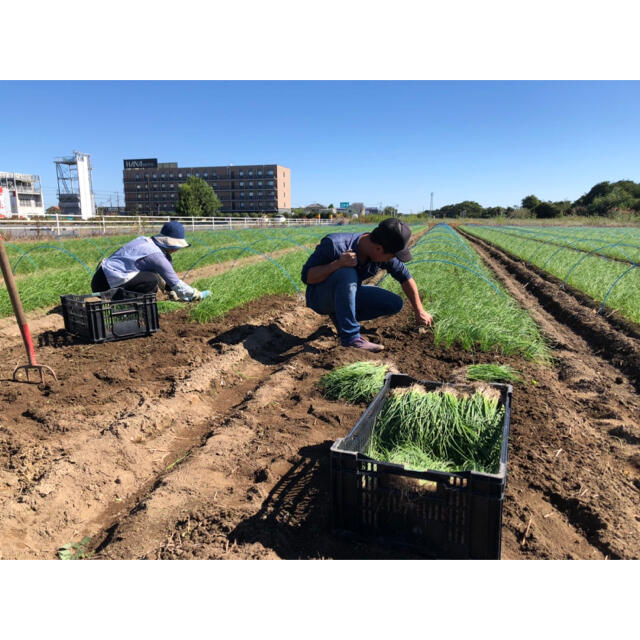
left=462, top=224, right=640, bottom=324
left=0, top=222, right=639, bottom=560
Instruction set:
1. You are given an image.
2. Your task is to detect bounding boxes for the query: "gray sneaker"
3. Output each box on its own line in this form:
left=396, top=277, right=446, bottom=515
left=345, top=336, right=385, bottom=352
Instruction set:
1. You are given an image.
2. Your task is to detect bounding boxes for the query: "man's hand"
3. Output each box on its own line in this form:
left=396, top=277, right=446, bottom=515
left=337, top=251, right=357, bottom=268
left=415, top=309, right=433, bottom=327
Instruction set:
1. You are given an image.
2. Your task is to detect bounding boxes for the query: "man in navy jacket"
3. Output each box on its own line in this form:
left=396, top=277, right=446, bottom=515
left=301, top=218, right=432, bottom=351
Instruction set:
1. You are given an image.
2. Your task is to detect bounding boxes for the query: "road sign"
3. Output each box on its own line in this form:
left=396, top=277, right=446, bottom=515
left=340, top=202, right=349, bottom=208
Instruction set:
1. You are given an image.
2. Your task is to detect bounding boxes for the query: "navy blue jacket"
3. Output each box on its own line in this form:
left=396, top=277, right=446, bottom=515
left=301, top=232, right=411, bottom=285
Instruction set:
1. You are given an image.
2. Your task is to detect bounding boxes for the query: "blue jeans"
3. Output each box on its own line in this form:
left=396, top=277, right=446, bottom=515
left=305, top=268, right=404, bottom=345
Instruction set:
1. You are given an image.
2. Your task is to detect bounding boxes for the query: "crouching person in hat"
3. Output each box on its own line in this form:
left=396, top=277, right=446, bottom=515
left=301, top=218, right=432, bottom=352
left=91, top=220, right=211, bottom=302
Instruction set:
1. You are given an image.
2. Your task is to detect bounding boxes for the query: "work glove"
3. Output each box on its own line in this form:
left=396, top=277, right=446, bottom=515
left=190, top=289, right=211, bottom=302
left=168, top=291, right=179, bottom=301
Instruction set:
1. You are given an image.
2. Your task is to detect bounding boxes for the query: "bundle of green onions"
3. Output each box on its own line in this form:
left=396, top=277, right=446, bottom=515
left=466, top=363, right=522, bottom=383
left=366, top=385, right=505, bottom=474
left=318, top=361, right=389, bottom=404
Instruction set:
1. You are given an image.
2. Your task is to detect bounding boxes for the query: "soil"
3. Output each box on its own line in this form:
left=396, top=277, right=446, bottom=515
left=1, top=244, right=639, bottom=559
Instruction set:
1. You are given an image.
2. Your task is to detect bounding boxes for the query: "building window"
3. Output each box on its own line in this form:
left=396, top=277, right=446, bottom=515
left=248, top=170, right=253, bottom=176
left=258, top=191, right=262, bottom=197
left=257, top=170, right=263, bottom=176
left=161, top=184, right=165, bottom=189
left=135, top=174, right=140, bottom=180
left=169, top=173, right=174, bottom=179
left=267, top=169, right=274, bottom=176
left=268, top=180, right=274, bottom=186
left=186, top=173, right=191, bottom=178
left=203, top=172, right=208, bottom=178
left=240, top=192, right=245, bottom=198
left=249, top=192, right=253, bottom=197
left=137, top=194, right=141, bottom=200
left=239, top=182, right=244, bottom=187
left=258, top=181, right=263, bottom=187
left=152, top=173, right=158, bottom=179
left=161, top=173, right=165, bottom=179
left=162, top=194, right=167, bottom=199
left=239, top=171, right=244, bottom=177
left=170, top=194, right=175, bottom=199
left=195, top=172, right=200, bottom=177
left=240, top=203, right=245, bottom=208
left=136, top=185, right=141, bottom=190
left=178, top=173, right=183, bottom=178
left=249, top=181, right=254, bottom=187
left=169, top=184, right=174, bottom=188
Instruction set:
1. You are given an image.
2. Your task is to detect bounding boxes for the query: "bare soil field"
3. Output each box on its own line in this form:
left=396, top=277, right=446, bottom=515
left=1, top=247, right=639, bottom=559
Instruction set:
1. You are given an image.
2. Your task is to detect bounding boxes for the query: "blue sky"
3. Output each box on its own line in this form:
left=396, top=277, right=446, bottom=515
left=1, top=80, right=639, bottom=212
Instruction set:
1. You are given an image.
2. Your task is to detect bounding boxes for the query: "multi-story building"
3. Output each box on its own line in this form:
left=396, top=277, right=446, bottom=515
left=0, top=172, right=45, bottom=218
left=122, top=159, right=291, bottom=215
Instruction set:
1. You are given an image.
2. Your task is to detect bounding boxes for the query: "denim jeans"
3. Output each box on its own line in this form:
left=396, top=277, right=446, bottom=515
left=305, top=268, right=403, bottom=345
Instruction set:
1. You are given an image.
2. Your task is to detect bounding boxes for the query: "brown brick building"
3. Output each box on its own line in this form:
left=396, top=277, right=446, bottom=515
left=122, top=159, right=291, bottom=215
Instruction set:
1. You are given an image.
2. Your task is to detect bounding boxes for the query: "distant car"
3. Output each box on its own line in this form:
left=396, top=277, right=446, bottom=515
left=274, top=216, right=286, bottom=223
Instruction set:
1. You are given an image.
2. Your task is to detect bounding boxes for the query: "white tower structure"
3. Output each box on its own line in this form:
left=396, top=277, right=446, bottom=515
left=54, top=150, right=96, bottom=219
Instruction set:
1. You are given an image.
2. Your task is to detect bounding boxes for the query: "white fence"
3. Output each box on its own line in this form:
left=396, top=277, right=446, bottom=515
left=0, top=214, right=338, bottom=237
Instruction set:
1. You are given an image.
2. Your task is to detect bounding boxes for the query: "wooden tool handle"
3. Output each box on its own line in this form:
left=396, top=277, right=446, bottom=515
left=0, top=234, right=30, bottom=329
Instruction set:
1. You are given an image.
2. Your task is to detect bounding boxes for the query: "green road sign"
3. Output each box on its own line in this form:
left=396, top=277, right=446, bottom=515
left=340, top=202, right=349, bottom=208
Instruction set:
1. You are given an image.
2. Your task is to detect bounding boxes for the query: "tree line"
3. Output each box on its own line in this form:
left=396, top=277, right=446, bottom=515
left=425, top=180, right=640, bottom=220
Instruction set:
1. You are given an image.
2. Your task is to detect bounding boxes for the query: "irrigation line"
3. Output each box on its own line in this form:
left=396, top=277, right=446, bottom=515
left=379, top=259, right=506, bottom=299
left=181, top=245, right=304, bottom=298
left=600, top=265, right=639, bottom=314
left=561, top=241, right=640, bottom=286
left=11, top=245, right=93, bottom=276
left=412, top=236, right=477, bottom=261
left=409, top=250, right=479, bottom=269
left=5, top=243, right=39, bottom=272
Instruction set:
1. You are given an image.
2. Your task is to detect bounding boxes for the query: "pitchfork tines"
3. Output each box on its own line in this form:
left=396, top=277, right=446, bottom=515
left=13, top=362, right=58, bottom=385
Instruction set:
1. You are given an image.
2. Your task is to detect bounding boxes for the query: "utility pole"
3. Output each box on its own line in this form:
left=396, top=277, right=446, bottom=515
left=430, top=192, right=434, bottom=215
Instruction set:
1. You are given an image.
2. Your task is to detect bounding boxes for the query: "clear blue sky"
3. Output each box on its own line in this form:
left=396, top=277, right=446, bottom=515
left=1, top=80, right=639, bottom=212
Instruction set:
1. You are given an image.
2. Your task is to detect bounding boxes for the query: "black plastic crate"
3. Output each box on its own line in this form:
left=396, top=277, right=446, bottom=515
left=60, top=288, right=160, bottom=343
left=330, top=373, right=512, bottom=559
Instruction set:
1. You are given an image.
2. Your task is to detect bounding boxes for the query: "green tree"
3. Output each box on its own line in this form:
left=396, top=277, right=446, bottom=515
left=521, top=195, right=541, bottom=210
left=383, top=206, right=397, bottom=216
left=534, top=201, right=562, bottom=219
left=175, top=176, right=221, bottom=217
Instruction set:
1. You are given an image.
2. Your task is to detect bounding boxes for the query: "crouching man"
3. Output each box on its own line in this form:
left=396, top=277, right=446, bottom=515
left=91, top=220, right=210, bottom=302
left=301, top=218, right=433, bottom=352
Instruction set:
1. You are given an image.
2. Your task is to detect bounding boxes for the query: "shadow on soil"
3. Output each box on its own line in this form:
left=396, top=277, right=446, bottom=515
left=209, top=323, right=335, bottom=365
left=230, top=441, right=424, bottom=559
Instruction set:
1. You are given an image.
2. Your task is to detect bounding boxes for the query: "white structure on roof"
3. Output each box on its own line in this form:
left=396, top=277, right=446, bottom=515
left=54, top=150, right=96, bottom=219
left=0, top=172, right=45, bottom=218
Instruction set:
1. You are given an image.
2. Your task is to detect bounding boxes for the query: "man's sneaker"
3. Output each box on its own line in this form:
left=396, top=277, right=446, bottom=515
left=345, top=336, right=385, bottom=352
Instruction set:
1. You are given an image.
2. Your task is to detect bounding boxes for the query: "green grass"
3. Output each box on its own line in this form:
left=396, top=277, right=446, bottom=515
left=466, top=364, right=522, bottom=383
left=366, top=385, right=505, bottom=474
left=318, top=361, right=389, bottom=404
